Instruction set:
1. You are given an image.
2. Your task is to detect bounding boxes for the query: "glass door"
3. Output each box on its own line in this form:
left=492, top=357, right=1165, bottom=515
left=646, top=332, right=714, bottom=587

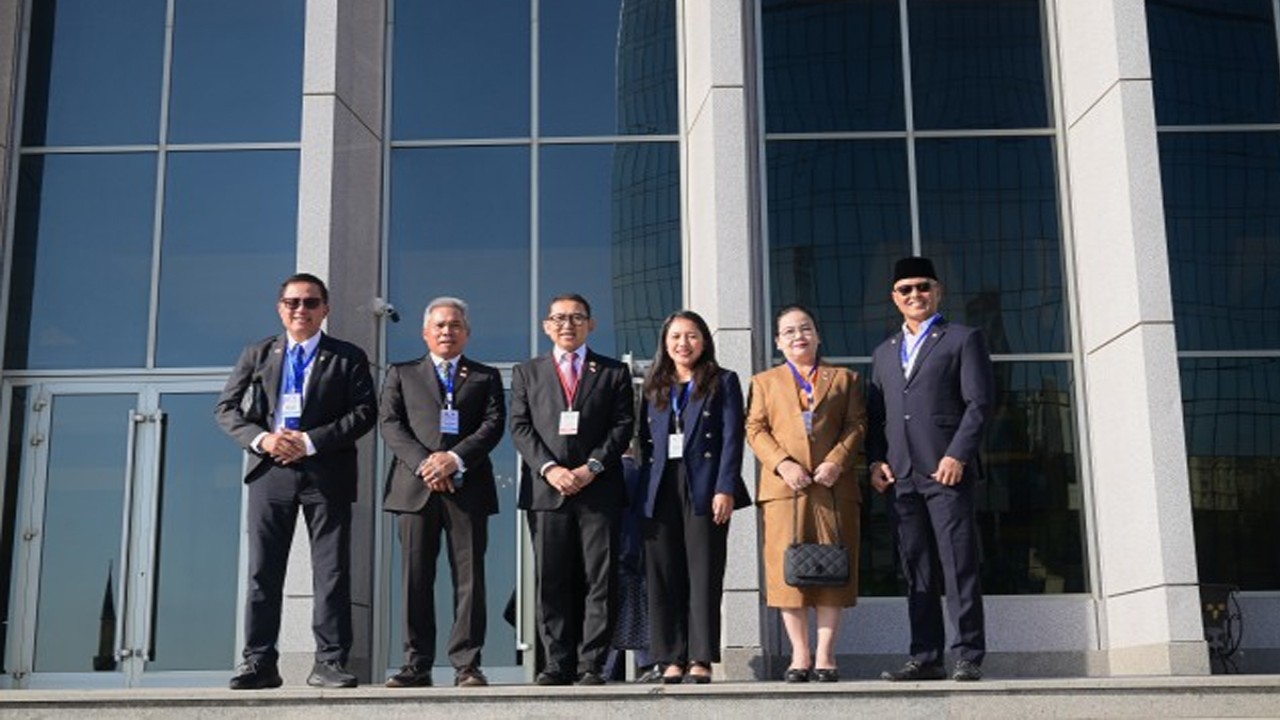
left=3, top=381, right=241, bottom=688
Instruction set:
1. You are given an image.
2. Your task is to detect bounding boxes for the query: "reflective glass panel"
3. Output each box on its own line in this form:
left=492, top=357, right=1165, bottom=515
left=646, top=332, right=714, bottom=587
left=761, top=0, right=904, bottom=132
left=1159, top=132, right=1280, bottom=351
left=916, top=137, right=1066, bottom=354
left=539, top=143, right=680, bottom=360
left=861, top=361, right=1086, bottom=595
left=388, top=147, right=531, bottom=363
left=909, top=0, right=1050, bottom=130
left=6, top=154, right=156, bottom=370
left=392, top=0, right=530, bottom=140
left=540, top=0, right=677, bottom=136
left=156, top=151, right=298, bottom=367
left=385, top=392, right=520, bottom=669
left=150, top=393, right=242, bottom=670
left=0, top=386, right=28, bottom=673
left=1147, top=0, right=1280, bottom=126
left=1181, top=357, right=1280, bottom=590
left=167, top=0, right=304, bottom=143
left=21, top=0, right=166, bottom=147
left=33, top=394, right=136, bottom=672
left=767, top=140, right=912, bottom=357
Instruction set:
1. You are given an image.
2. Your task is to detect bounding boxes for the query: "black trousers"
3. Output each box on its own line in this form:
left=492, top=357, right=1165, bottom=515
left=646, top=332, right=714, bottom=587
left=643, top=463, right=729, bottom=665
left=396, top=495, right=489, bottom=670
left=530, top=501, right=618, bottom=675
left=892, top=476, right=985, bottom=666
left=243, top=464, right=352, bottom=666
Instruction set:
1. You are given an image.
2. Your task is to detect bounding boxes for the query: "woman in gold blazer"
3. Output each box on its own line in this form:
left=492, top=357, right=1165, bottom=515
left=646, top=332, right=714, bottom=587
left=746, top=304, right=866, bottom=683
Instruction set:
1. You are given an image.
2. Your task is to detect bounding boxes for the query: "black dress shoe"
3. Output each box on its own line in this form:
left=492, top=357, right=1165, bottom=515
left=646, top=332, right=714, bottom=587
left=577, top=670, right=607, bottom=686
left=229, top=661, right=283, bottom=690
left=455, top=667, right=489, bottom=687
left=881, top=660, right=946, bottom=681
left=784, top=667, right=811, bottom=683
left=812, top=667, right=839, bottom=683
left=635, top=665, right=664, bottom=683
left=307, top=660, right=358, bottom=688
left=660, top=663, right=685, bottom=684
left=535, top=670, right=574, bottom=686
left=952, top=659, right=983, bottom=682
left=385, top=665, right=433, bottom=688
left=686, top=661, right=712, bottom=684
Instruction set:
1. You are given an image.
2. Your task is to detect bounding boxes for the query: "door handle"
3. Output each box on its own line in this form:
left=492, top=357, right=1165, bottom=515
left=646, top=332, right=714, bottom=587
left=138, top=410, right=167, bottom=662
left=113, top=410, right=145, bottom=665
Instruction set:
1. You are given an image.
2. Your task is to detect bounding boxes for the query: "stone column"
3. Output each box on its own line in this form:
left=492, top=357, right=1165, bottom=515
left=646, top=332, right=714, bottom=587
left=280, top=0, right=385, bottom=683
left=1055, top=0, right=1207, bottom=675
left=0, top=0, right=21, bottom=264
left=681, top=0, right=765, bottom=679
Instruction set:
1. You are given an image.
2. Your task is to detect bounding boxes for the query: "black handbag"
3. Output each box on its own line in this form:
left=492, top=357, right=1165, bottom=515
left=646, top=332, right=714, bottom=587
left=783, top=487, right=850, bottom=588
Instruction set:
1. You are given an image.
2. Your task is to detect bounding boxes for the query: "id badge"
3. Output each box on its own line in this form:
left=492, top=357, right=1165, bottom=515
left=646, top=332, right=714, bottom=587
left=281, top=392, right=303, bottom=419
left=559, top=410, right=580, bottom=435
left=802, top=410, right=814, bottom=435
left=440, top=408, right=460, bottom=435
left=668, top=432, right=684, bottom=459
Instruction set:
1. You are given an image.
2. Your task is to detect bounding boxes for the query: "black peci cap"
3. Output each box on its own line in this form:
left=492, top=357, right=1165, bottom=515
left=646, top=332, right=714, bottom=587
left=893, top=256, right=937, bottom=283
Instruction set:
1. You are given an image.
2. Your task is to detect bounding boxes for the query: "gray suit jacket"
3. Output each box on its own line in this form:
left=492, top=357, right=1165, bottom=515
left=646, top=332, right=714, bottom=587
left=866, top=319, right=995, bottom=493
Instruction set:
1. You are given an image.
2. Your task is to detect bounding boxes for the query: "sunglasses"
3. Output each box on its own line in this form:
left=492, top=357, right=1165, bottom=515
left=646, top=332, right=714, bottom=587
left=546, top=313, right=590, bottom=326
left=894, top=281, right=935, bottom=296
left=280, top=297, right=324, bottom=310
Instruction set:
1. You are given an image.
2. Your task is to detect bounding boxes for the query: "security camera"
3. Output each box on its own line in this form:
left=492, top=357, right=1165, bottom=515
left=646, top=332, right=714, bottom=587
left=372, top=297, right=400, bottom=323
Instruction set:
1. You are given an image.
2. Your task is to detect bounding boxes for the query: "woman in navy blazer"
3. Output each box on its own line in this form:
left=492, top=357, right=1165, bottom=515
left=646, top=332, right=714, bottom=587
left=639, top=310, right=752, bottom=683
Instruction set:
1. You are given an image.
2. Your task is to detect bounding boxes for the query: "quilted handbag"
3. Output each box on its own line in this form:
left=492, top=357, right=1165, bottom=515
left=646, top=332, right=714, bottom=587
left=783, top=487, right=850, bottom=588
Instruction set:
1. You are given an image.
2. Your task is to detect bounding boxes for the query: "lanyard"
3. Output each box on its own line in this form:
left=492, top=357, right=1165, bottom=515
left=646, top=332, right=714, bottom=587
left=900, top=314, right=942, bottom=369
left=286, top=344, right=317, bottom=394
left=438, top=362, right=455, bottom=409
left=785, top=359, right=818, bottom=413
left=556, top=352, right=583, bottom=406
left=670, top=381, right=692, bottom=432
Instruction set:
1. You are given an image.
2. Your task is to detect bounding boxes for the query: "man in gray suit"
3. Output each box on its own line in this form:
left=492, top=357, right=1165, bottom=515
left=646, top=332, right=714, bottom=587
left=867, top=257, right=995, bottom=682
left=380, top=297, right=506, bottom=688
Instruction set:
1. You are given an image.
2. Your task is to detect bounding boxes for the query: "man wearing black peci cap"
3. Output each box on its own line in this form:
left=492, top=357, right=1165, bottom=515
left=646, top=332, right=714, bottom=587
left=866, top=257, right=995, bottom=682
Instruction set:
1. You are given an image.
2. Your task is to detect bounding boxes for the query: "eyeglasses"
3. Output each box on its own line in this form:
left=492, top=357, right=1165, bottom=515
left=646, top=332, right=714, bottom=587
left=778, top=325, right=816, bottom=340
left=894, top=281, right=935, bottom=296
left=546, top=313, right=590, bottom=326
left=280, top=297, right=324, bottom=310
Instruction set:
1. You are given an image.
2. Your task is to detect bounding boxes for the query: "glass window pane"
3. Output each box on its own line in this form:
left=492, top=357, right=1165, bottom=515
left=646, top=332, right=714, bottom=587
left=6, top=154, right=156, bottom=370
left=21, top=0, right=166, bottom=146
left=1147, top=0, right=1280, bottom=126
left=762, top=0, right=904, bottom=133
left=1182, top=357, right=1280, bottom=590
left=540, top=143, right=680, bottom=360
left=392, top=0, right=530, bottom=140
left=767, top=140, right=912, bottom=357
left=860, top=361, right=1086, bottom=596
left=156, top=151, right=298, bottom=367
left=540, top=0, right=677, bottom=136
left=1159, top=132, right=1280, bottom=352
left=167, top=0, right=304, bottom=143
left=916, top=137, right=1066, bottom=354
left=388, top=147, right=531, bottom=363
left=909, top=0, right=1050, bottom=130
left=150, top=393, right=243, bottom=670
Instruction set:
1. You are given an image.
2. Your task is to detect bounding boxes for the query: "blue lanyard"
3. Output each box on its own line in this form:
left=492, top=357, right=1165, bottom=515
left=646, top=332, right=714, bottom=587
left=900, top=315, right=942, bottom=369
left=785, top=360, right=818, bottom=411
left=670, top=381, right=692, bottom=431
left=286, top=344, right=317, bottom=394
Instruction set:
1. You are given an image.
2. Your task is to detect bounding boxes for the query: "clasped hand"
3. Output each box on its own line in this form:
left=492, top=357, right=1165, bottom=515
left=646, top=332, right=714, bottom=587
left=262, top=430, right=307, bottom=465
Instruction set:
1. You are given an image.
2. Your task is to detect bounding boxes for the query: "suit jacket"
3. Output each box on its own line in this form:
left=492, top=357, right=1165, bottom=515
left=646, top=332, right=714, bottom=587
left=638, top=369, right=751, bottom=517
left=866, top=319, right=995, bottom=493
left=745, top=362, right=867, bottom=505
left=214, top=332, right=377, bottom=503
left=510, top=349, right=635, bottom=512
left=379, top=354, right=506, bottom=516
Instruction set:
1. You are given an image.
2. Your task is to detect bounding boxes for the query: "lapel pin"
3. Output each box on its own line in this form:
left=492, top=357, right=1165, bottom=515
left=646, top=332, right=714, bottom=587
left=588, top=361, right=598, bottom=373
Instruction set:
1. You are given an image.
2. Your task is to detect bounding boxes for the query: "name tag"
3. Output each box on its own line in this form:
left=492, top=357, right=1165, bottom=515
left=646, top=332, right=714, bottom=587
left=667, top=432, right=684, bottom=459
left=440, top=408, right=460, bottom=435
left=802, top=410, right=814, bottom=436
left=281, top=392, right=303, bottom=418
left=559, top=410, right=580, bottom=435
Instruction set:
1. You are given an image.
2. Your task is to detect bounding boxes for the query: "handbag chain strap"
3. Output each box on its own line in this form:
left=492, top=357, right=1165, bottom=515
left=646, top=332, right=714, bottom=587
left=792, top=484, right=841, bottom=546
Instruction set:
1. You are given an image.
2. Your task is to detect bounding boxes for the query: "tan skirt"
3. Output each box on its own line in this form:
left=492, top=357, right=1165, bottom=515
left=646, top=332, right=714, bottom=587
left=760, top=490, right=861, bottom=608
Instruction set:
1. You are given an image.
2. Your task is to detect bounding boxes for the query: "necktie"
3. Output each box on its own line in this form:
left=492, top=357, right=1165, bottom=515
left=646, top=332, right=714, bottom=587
left=285, top=344, right=306, bottom=430
left=560, top=352, right=580, bottom=405
left=437, top=360, right=452, bottom=385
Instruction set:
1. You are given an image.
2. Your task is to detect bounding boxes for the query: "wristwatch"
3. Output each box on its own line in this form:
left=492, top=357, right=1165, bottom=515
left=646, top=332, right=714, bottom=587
left=586, top=458, right=605, bottom=475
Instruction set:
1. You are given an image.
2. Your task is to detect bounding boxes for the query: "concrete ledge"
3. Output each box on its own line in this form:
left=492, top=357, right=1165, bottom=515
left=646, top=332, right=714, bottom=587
left=2, top=676, right=1278, bottom=719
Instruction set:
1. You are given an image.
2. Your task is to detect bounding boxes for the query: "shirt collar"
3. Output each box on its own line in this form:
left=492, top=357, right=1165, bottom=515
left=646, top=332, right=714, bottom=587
left=901, top=313, right=942, bottom=340
left=287, top=332, right=322, bottom=356
left=553, top=346, right=588, bottom=367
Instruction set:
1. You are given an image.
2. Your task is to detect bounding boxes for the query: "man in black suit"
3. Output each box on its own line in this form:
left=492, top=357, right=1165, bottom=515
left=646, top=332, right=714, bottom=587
left=867, top=257, right=995, bottom=683
left=380, top=297, right=506, bottom=688
left=510, top=294, right=635, bottom=686
left=214, top=273, right=376, bottom=690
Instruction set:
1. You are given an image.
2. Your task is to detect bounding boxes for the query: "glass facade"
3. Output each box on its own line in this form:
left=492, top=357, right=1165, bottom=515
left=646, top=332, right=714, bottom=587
left=761, top=0, right=1084, bottom=596
left=1148, top=0, right=1280, bottom=590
